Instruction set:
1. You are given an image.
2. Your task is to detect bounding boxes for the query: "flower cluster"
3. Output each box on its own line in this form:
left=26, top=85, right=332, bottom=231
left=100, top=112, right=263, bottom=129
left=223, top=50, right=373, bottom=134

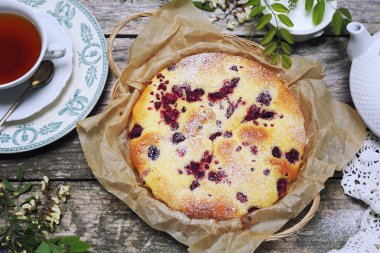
left=0, top=169, right=88, bottom=253
left=196, top=0, right=253, bottom=30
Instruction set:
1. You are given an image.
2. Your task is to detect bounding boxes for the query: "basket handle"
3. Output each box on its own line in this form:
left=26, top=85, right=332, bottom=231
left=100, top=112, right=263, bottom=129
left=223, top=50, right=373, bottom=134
left=107, top=11, right=320, bottom=241
left=107, top=10, right=156, bottom=79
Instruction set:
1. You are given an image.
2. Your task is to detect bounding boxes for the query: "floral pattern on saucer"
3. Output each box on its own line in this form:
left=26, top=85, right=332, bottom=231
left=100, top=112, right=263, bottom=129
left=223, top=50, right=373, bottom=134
left=0, top=0, right=108, bottom=153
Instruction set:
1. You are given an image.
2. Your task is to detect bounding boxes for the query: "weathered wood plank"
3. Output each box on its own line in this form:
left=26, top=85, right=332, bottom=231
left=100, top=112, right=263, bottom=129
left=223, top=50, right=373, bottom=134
left=0, top=37, right=354, bottom=180
left=78, top=0, right=380, bottom=35
left=26, top=179, right=363, bottom=252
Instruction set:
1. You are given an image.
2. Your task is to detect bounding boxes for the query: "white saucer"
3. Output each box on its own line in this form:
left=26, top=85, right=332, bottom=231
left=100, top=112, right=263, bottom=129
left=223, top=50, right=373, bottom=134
left=0, top=12, right=73, bottom=122
left=0, top=0, right=107, bottom=153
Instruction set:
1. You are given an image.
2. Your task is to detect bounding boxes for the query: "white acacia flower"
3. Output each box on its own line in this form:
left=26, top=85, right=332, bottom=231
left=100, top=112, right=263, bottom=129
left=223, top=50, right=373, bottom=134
left=43, top=176, right=49, bottom=184
left=57, top=185, right=71, bottom=202
left=211, top=0, right=226, bottom=9
left=238, top=0, right=249, bottom=4
left=41, top=181, right=46, bottom=191
left=226, top=19, right=238, bottom=30
left=0, top=183, right=3, bottom=191
left=51, top=196, right=60, bottom=204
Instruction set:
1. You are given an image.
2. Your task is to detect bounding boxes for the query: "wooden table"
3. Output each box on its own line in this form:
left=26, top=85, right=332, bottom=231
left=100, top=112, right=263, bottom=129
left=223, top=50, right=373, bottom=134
left=1, top=0, right=379, bottom=252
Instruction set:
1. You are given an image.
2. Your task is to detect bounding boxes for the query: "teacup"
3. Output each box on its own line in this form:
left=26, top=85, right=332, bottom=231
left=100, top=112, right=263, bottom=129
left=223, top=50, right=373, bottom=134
left=0, top=0, right=66, bottom=90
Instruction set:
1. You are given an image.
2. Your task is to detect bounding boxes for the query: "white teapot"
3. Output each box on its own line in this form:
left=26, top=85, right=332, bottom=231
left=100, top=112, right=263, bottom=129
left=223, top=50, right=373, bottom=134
left=347, top=22, right=380, bottom=137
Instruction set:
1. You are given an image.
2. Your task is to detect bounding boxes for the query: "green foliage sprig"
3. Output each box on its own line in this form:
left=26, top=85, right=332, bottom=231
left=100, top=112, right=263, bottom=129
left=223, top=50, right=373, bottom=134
left=0, top=169, right=91, bottom=253
left=193, top=0, right=352, bottom=68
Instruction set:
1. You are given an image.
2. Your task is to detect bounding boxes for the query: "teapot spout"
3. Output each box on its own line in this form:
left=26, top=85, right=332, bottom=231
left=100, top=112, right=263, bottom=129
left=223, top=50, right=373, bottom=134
left=347, top=22, right=373, bottom=61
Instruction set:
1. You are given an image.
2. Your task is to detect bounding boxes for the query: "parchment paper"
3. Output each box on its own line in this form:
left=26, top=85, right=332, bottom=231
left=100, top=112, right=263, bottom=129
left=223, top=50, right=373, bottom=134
left=76, top=0, right=366, bottom=252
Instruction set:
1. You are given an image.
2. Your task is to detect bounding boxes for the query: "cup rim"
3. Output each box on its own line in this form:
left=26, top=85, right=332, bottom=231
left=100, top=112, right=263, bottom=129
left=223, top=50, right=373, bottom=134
left=0, top=1, right=47, bottom=89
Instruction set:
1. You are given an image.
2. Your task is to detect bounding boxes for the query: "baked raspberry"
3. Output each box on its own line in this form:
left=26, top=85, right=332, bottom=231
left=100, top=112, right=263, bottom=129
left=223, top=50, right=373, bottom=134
left=256, top=91, right=272, bottom=106
left=154, top=102, right=161, bottom=110
left=247, top=206, right=259, bottom=213
left=261, top=110, right=276, bottom=119
left=277, top=178, right=288, bottom=198
left=208, top=170, right=226, bottom=183
left=236, top=192, right=248, bottom=203
left=148, top=146, right=160, bottom=160
left=167, top=64, right=176, bottom=71
left=272, top=147, right=282, bottom=158
left=208, top=77, right=240, bottom=102
left=244, top=105, right=260, bottom=121
left=181, top=106, right=187, bottom=113
left=172, top=132, right=186, bottom=144
left=250, top=145, right=258, bottom=155
left=129, top=124, right=143, bottom=139
left=236, top=146, right=242, bottom=151
left=230, top=65, right=238, bottom=71
left=224, top=131, right=233, bottom=138
left=190, top=180, right=200, bottom=191
left=186, top=88, right=205, bottom=102
left=172, top=85, right=183, bottom=97
left=209, top=132, right=222, bottom=141
left=285, top=148, right=300, bottom=164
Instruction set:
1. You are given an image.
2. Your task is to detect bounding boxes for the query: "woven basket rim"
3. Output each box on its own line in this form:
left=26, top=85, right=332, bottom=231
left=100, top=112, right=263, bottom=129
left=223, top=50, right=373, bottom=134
left=106, top=9, right=320, bottom=241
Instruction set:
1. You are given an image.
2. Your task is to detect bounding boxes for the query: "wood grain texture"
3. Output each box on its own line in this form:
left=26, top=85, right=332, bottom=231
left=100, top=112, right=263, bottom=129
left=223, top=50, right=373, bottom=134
left=39, top=180, right=365, bottom=253
left=77, top=0, right=380, bottom=35
left=0, top=1, right=373, bottom=252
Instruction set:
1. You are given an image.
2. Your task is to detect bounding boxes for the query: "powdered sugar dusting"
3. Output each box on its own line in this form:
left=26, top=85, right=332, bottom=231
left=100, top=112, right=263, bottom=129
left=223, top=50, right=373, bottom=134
left=129, top=53, right=306, bottom=220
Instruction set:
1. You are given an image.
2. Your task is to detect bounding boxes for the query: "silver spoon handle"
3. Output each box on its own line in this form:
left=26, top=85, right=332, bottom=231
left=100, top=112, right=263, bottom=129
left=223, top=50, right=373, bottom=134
left=0, top=86, right=32, bottom=127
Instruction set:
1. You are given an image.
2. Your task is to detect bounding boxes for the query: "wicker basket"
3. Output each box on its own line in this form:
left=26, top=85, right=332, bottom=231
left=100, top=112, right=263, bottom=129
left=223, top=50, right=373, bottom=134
left=106, top=10, right=321, bottom=242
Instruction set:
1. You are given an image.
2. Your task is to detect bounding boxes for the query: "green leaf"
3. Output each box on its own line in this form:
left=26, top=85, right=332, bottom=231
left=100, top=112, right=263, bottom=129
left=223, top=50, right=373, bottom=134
left=271, top=3, right=288, bottom=13
left=279, top=28, right=294, bottom=44
left=58, top=236, right=80, bottom=246
left=70, top=241, right=91, bottom=253
left=246, top=0, right=261, bottom=6
left=264, top=42, right=277, bottom=56
left=271, top=53, right=280, bottom=65
left=18, top=183, right=32, bottom=194
left=281, top=42, right=292, bottom=54
left=36, top=242, right=51, bottom=253
left=16, top=168, right=24, bottom=181
left=338, top=7, right=352, bottom=20
left=278, top=14, right=294, bottom=27
left=193, top=1, right=216, bottom=12
left=2, top=179, right=15, bottom=192
left=49, top=243, right=64, bottom=253
left=305, top=0, right=314, bottom=11
left=312, top=0, right=325, bottom=25
left=332, top=11, right=343, bottom=36
left=282, top=54, right=293, bottom=69
left=256, top=14, right=272, bottom=30
left=249, top=6, right=266, bottom=18
left=261, top=29, right=276, bottom=45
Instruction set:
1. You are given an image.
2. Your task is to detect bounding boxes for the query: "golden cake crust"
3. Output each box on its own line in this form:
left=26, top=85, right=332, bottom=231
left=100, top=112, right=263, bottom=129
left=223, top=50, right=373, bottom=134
left=128, top=53, right=306, bottom=220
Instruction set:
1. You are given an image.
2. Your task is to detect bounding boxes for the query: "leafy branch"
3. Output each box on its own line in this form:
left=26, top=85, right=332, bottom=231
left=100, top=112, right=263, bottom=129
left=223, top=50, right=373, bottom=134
left=193, top=0, right=352, bottom=69
left=0, top=168, right=91, bottom=253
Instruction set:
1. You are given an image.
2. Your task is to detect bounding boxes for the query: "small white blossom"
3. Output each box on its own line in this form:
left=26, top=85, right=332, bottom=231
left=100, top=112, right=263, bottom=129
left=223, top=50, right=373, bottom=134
left=41, top=181, right=46, bottom=191
left=211, top=0, right=226, bottom=9
left=238, top=0, right=249, bottom=4
left=51, top=196, right=60, bottom=204
left=226, top=19, right=238, bottom=30
left=43, top=176, right=49, bottom=184
left=57, top=185, right=70, bottom=202
left=0, top=183, right=3, bottom=191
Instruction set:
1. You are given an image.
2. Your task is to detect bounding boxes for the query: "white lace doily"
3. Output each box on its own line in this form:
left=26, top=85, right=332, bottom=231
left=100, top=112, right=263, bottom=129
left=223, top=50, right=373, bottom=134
left=329, top=131, right=380, bottom=253
left=329, top=209, right=380, bottom=253
left=341, top=131, right=380, bottom=213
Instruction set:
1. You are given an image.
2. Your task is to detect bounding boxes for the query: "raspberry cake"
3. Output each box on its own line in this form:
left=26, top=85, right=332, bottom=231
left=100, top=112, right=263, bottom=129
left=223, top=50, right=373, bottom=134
left=128, top=53, right=306, bottom=220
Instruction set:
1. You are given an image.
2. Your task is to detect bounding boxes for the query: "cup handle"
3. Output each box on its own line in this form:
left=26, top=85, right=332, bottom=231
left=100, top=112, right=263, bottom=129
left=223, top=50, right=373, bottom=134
left=44, top=43, right=66, bottom=59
